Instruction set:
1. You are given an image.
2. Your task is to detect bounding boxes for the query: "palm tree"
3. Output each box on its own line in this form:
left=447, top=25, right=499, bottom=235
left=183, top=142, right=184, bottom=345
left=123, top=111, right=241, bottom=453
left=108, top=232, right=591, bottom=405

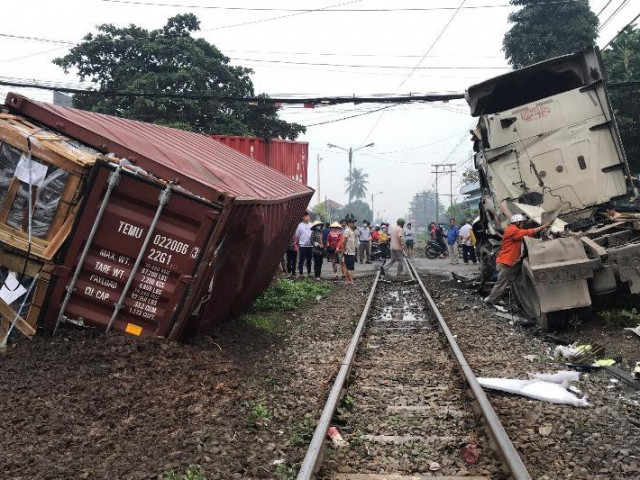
left=345, top=167, right=369, bottom=202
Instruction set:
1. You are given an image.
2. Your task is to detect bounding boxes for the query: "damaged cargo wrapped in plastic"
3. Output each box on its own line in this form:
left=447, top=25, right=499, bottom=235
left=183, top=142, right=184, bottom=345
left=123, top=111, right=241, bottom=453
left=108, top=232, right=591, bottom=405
left=0, top=113, right=99, bottom=341
left=3, top=92, right=313, bottom=341
left=466, top=46, right=640, bottom=331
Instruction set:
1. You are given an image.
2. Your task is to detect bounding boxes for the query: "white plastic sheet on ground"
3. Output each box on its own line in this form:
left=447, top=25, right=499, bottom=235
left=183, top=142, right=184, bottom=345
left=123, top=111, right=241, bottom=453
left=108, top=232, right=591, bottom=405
left=478, top=370, right=588, bottom=407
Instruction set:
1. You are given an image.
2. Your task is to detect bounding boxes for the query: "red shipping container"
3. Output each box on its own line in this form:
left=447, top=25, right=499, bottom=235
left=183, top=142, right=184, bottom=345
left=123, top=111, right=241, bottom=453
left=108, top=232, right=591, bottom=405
left=211, top=135, right=308, bottom=185
left=7, top=93, right=314, bottom=338
left=44, top=162, right=228, bottom=338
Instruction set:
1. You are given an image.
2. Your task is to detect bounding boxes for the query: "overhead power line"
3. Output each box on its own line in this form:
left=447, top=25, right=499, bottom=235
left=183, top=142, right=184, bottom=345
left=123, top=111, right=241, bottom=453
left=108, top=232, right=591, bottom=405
left=231, top=57, right=508, bottom=70
left=225, top=49, right=505, bottom=59
left=97, top=0, right=585, bottom=12
left=304, top=104, right=399, bottom=127
left=359, top=0, right=467, bottom=146
left=602, top=11, right=640, bottom=48
left=599, top=0, right=631, bottom=31
left=0, top=78, right=466, bottom=103
left=201, top=0, right=363, bottom=31
left=597, top=0, right=617, bottom=17
left=0, top=33, right=75, bottom=45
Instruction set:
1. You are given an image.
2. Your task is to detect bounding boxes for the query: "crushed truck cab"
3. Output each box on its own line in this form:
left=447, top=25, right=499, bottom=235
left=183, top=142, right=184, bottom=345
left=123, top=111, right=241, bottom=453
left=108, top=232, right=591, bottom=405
left=466, top=47, right=639, bottom=330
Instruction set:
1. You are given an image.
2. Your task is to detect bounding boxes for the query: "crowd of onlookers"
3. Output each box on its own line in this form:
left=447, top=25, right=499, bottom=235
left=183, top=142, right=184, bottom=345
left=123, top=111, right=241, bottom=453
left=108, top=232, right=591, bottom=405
left=287, top=212, right=416, bottom=284
left=427, top=218, right=477, bottom=265
left=286, top=212, right=486, bottom=284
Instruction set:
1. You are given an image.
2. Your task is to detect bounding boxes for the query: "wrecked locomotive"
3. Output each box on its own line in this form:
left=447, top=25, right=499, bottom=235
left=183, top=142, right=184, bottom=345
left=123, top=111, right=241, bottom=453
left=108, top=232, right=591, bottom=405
left=466, top=46, right=639, bottom=330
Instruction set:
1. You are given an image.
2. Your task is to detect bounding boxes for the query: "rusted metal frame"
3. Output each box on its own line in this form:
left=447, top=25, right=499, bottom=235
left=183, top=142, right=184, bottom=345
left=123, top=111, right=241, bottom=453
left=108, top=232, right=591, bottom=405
left=0, top=273, right=39, bottom=347
left=106, top=183, right=172, bottom=333
left=297, top=270, right=381, bottom=480
left=406, top=258, right=532, bottom=480
left=54, top=165, right=122, bottom=336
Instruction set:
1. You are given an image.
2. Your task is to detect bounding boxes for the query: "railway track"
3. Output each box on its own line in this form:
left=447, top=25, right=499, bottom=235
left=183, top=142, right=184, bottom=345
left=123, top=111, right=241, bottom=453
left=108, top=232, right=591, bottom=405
left=297, top=258, right=531, bottom=480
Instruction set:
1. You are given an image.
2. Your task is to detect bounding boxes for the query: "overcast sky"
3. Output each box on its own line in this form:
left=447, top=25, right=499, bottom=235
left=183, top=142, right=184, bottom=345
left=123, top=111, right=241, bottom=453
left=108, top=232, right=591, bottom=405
left=1, top=0, right=637, bottom=222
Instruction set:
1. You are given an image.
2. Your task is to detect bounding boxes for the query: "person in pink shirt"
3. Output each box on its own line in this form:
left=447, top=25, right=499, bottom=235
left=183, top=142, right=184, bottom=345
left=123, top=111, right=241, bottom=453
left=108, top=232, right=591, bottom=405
left=384, top=218, right=405, bottom=275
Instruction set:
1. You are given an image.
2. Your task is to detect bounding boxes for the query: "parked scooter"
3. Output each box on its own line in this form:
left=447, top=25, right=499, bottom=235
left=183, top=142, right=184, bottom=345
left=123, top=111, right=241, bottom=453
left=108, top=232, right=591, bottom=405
left=425, top=240, right=448, bottom=259
left=370, top=242, right=383, bottom=261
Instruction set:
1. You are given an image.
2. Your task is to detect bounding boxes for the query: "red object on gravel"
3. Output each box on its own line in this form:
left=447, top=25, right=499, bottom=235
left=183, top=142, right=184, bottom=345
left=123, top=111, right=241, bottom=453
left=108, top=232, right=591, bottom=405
left=460, top=443, right=481, bottom=464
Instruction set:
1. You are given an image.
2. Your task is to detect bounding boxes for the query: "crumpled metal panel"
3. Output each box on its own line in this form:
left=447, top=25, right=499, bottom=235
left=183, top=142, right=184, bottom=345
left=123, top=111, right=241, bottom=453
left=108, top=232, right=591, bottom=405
left=187, top=195, right=310, bottom=335
left=526, top=236, right=593, bottom=282
left=524, top=237, right=593, bottom=312
left=607, top=243, right=640, bottom=294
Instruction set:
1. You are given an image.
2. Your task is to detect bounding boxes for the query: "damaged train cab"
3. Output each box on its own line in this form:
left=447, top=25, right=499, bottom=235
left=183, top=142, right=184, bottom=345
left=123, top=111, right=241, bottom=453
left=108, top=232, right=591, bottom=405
left=466, top=46, right=639, bottom=330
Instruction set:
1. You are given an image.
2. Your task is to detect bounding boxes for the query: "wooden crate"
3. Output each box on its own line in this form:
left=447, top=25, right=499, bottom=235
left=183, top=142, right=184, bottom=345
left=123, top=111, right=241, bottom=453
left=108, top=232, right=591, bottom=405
left=0, top=114, right=108, bottom=341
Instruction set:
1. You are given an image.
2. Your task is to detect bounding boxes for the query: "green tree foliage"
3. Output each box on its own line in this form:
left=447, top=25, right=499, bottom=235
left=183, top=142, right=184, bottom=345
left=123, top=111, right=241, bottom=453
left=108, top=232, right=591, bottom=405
left=53, top=14, right=304, bottom=139
left=311, top=203, right=329, bottom=222
left=344, top=167, right=369, bottom=201
left=408, top=190, right=443, bottom=230
left=446, top=204, right=479, bottom=225
left=337, top=200, right=373, bottom=224
left=503, top=0, right=598, bottom=68
left=603, top=26, right=640, bottom=173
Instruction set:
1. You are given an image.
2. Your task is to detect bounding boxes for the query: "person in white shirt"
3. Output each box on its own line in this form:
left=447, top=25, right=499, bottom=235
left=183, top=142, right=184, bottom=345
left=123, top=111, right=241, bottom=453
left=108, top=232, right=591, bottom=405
left=295, top=212, right=313, bottom=276
left=357, top=220, right=372, bottom=264
left=403, top=222, right=415, bottom=257
left=458, top=219, right=477, bottom=265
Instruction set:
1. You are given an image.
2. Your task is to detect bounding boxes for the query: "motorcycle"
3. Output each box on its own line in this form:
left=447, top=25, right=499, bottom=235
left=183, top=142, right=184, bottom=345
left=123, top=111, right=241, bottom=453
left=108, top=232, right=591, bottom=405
left=370, top=242, right=384, bottom=261
left=425, top=240, right=448, bottom=259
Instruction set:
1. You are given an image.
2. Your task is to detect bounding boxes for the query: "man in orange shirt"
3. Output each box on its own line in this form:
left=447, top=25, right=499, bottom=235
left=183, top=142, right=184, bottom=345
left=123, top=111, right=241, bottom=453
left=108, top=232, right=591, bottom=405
left=484, top=214, right=549, bottom=305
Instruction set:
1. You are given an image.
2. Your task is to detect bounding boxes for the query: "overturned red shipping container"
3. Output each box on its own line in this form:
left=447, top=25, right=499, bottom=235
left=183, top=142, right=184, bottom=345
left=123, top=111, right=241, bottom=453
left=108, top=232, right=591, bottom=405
left=6, top=93, right=313, bottom=339
left=211, top=135, right=308, bottom=184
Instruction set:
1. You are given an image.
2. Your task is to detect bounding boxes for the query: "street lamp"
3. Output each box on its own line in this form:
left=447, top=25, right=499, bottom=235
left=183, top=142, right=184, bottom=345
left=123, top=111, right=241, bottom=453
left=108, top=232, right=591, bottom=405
left=327, top=142, right=375, bottom=215
left=371, top=191, right=383, bottom=223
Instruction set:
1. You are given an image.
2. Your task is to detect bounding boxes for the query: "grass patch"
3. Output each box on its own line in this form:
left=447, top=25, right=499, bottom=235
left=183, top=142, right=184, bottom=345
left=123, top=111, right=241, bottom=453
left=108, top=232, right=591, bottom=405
left=599, top=308, right=640, bottom=328
left=246, top=399, right=271, bottom=427
left=290, top=415, right=314, bottom=446
left=274, top=463, right=297, bottom=480
left=162, top=465, right=206, bottom=480
left=244, top=313, right=280, bottom=333
left=252, top=279, right=331, bottom=311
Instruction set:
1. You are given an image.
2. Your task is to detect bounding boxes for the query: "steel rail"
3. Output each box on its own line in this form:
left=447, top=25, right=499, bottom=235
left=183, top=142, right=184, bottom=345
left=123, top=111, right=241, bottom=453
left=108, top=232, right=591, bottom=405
left=406, top=259, right=532, bottom=480
left=296, top=270, right=381, bottom=480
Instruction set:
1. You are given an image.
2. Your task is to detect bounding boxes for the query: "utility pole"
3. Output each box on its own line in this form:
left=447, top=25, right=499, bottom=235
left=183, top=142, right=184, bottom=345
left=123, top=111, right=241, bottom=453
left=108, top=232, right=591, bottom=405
left=423, top=192, right=427, bottom=229
left=327, top=142, right=375, bottom=216
left=431, top=163, right=456, bottom=223
left=316, top=154, right=322, bottom=207
left=348, top=147, right=353, bottom=214
left=325, top=195, right=329, bottom=221
left=371, top=191, right=383, bottom=223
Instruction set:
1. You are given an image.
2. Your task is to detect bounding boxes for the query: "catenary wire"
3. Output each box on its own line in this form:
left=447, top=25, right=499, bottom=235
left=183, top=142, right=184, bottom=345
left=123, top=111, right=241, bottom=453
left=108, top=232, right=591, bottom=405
left=359, top=0, right=467, bottom=147
left=230, top=57, right=508, bottom=70
left=97, top=0, right=585, bottom=11
left=599, top=0, right=631, bottom=31
left=602, top=10, right=640, bottom=48
left=597, top=0, right=617, bottom=16
left=200, top=0, right=363, bottom=31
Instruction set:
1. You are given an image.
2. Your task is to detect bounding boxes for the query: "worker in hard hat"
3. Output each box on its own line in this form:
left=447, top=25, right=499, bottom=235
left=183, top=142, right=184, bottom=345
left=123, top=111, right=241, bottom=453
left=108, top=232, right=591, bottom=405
left=484, top=214, right=550, bottom=306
